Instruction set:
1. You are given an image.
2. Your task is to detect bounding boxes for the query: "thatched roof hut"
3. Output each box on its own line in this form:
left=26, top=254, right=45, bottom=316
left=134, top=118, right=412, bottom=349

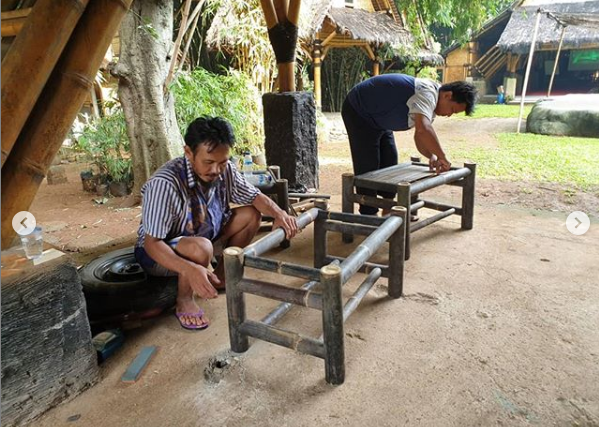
left=497, top=1, right=599, bottom=54
left=206, top=0, right=442, bottom=106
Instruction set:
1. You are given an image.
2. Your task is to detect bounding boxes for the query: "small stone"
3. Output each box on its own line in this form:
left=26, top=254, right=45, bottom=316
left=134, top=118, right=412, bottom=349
left=47, top=166, right=68, bottom=185
left=67, top=414, right=81, bottom=422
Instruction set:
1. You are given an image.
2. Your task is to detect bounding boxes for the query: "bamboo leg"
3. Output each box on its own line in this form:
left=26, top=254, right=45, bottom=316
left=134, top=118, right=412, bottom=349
left=314, top=200, right=329, bottom=268
left=342, top=173, right=355, bottom=243
left=275, top=178, right=291, bottom=248
left=224, top=247, right=249, bottom=352
left=396, top=183, right=411, bottom=260
left=461, top=163, right=476, bottom=230
left=321, top=264, right=345, bottom=385
left=388, top=206, right=407, bottom=298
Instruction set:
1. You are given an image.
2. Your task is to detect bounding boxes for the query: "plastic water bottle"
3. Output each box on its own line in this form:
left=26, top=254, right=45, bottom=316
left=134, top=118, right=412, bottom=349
left=242, top=151, right=253, bottom=177
left=246, top=172, right=274, bottom=188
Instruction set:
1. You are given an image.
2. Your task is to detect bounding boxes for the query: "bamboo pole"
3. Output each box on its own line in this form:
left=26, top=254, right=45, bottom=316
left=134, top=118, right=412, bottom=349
left=548, top=26, right=566, bottom=97
left=517, top=9, right=542, bottom=134
left=1, top=0, right=132, bottom=249
left=324, top=220, right=378, bottom=237
left=313, top=200, right=329, bottom=269
left=313, top=40, right=322, bottom=108
left=240, top=320, right=325, bottom=359
left=1, top=0, right=89, bottom=167
left=409, top=168, right=471, bottom=194
left=273, top=0, right=288, bottom=24
left=178, top=0, right=204, bottom=73
left=422, top=200, right=462, bottom=215
left=0, top=7, right=31, bottom=37
left=287, top=0, right=301, bottom=25
left=343, top=268, right=381, bottom=321
left=321, top=264, right=345, bottom=385
left=224, top=247, right=249, bottom=353
left=262, top=281, right=319, bottom=325
left=460, top=163, right=476, bottom=230
left=327, top=211, right=386, bottom=227
left=238, top=278, right=323, bottom=310
left=243, top=208, right=318, bottom=256
left=387, top=206, right=406, bottom=298
left=396, top=183, right=411, bottom=260
left=324, top=255, right=389, bottom=278
left=340, top=216, right=402, bottom=284
left=165, top=0, right=192, bottom=88
left=244, top=255, right=321, bottom=281
left=341, top=173, right=355, bottom=243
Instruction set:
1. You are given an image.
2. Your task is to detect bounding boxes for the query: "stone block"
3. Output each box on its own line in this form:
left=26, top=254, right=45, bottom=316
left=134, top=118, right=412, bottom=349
left=263, top=92, right=318, bottom=191
left=46, top=165, right=68, bottom=185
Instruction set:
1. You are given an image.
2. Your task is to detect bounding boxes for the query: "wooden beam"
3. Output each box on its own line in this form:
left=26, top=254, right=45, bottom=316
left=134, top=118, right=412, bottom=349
left=1, top=0, right=133, bottom=248
left=321, top=31, right=337, bottom=47
left=2, top=0, right=88, bottom=167
left=0, top=7, right=31, bottom=37
left=362, top=44, right=376, bottom=61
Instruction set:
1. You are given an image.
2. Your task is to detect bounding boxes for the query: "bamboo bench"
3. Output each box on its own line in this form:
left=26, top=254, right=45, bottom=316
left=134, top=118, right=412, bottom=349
left=223, top=202, right=407, bottom=385
left=342, top=157, right=476, bottom=260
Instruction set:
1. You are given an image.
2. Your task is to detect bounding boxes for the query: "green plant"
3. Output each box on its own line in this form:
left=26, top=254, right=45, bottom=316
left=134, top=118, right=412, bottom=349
left=77, top=111, right=132, bottom=183
left=172, top=68, right=263, bottom=154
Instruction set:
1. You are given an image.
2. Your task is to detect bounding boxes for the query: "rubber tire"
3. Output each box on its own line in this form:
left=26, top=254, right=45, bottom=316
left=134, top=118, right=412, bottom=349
left=80, top=247, right=178, bottom=319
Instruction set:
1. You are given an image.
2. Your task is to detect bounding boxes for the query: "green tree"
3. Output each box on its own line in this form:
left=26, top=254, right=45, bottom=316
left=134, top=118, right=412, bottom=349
left=395, top=0, right=513, bottom=49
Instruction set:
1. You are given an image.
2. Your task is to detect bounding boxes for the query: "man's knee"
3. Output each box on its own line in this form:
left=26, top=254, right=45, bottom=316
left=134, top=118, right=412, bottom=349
left=176, top=236, right=213, bottom=265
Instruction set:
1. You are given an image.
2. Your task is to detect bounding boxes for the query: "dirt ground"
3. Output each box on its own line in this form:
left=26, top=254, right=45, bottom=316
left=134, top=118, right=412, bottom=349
left=27, top=117, right=599, bottom=426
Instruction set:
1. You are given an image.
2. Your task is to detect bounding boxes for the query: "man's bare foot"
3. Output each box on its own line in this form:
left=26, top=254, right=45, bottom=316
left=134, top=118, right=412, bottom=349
left=176, top=297, right=209, bottom=328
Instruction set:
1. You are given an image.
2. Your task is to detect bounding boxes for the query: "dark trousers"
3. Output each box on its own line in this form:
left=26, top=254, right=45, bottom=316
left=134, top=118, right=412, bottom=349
left=341, top=98, right=398, bottom=215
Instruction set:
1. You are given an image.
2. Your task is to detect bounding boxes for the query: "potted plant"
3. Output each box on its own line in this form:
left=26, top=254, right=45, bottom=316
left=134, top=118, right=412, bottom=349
left=77, top=111, right=133, bottom=197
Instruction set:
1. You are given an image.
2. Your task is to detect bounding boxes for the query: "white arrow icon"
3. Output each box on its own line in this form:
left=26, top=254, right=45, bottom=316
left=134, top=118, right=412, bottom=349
left=12, top=211, right=37, bottom=236
left=566, top=211, right=590, bottom=236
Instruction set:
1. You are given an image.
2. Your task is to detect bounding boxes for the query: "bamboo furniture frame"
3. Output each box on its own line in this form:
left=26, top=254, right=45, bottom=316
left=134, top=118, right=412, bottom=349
left=342, top=157, right=476, bottom=260
left=224, top=202, right=407, bottom=385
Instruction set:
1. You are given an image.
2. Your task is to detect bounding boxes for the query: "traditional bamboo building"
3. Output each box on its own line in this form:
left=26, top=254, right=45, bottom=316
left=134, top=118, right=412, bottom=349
left=442, top=0, right=599, bottom=98
left=206, top=0, right=441, bottom=108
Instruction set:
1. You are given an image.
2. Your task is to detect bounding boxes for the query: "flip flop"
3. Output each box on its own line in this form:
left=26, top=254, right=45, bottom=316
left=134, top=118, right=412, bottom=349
left=175, top=309, right=209, bottom=330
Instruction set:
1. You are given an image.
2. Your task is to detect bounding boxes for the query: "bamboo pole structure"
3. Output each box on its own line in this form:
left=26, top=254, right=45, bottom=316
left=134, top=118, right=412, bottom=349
left=547, top=26, right=566, bottom=97
left=240, top=320, right=325, bottom=358
left=396, top=183, right=411, bottom=260
left=313, top=199, right=329, bottom=269
left=324, top=255, right=389, bottom=278
left=1, top=0, right=132, bottom=249
left=244, top=207, right=318, bottom=256
left=339, top=216, right=402, bottom=283
left=224, top=247, right=249, bottom=353
left=387, top=206, right=406, bottom=298
left=410, top=209, right=456, bottom=232
left=1, top=0, right=89, bottom=167
left=178, top=0, right=204, bottom=73
left=324, top=220, right=378, bottom=237
left=0, top=7, right=31, bottom=37
left=341, top=173, right=355, bottom=243
left=343, top=268, right=381, bottom=321
left=422, top=200, right=462, bottom=215
left=244, top=255, right=321, bottom=281
left=313, top=40, right=322, bottom=108
left=461, top=163, right=476, bottom=230
left=260, top=0, right=300, bottom=92
left=238, top=279, right=323, bottom=310
left=165, top=0, right=192, bottom=88
left=517, top=9, right=542, bottom=134
left=320, top=264, right=345, bottom=385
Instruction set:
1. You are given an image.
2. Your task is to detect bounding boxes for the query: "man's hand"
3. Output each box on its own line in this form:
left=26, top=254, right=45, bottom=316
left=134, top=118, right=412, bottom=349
left=273, top=211, right=298, bottom=239
left=179, top=263, right=219, bottom=300
left=429, top=154, right=452, bottom=174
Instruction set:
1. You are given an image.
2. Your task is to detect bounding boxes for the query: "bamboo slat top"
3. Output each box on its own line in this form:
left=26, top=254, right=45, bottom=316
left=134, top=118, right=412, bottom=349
left=353, top=162, right=467, bottom=193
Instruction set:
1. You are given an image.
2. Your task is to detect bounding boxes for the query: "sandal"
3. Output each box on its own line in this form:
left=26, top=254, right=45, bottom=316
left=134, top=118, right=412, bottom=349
left=175, top=309, right=209, bottom=330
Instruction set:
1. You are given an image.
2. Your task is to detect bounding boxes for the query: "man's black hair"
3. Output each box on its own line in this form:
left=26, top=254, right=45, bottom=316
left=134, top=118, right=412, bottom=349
left=439, top=81, right=478, bottom=116
left=184, top=116, right=236, bottom=153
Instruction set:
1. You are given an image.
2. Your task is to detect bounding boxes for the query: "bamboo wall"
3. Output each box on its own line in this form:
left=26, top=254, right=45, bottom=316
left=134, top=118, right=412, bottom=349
left=443, top=47, right=470, bottom=83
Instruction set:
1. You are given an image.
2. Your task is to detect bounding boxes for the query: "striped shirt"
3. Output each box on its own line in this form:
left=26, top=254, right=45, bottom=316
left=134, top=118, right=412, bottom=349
left=136, top=156, right=260, bottom=248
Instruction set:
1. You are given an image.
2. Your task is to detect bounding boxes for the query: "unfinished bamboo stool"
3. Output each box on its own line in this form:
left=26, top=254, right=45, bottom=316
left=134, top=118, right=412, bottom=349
left=342, top=157, right=476, bottom=260
left=224, top=202, right=407, bottom=385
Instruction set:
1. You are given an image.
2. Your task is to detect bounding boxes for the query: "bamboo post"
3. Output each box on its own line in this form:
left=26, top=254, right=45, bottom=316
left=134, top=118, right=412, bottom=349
left=342, top=173, right=355, bottom=243
left=275, top=178, right=290, bottom=248
left=178, top=0, right=204, bottom=73
left=224, top=247, right=249, bottom=353
left=373, top=56, right=380, bottom=76
left=396, top=183, right=411, bottom=260
left=461, top=163, right=476, bottom=230
left=313, top=40, right=322, bottom=108
left=517, top=9, right=542, bottom=134
left=548, top=26, right=566, bottom=97
left=314, top=200, right=329, bottom=268
left=165, top=0, right=192, bottom=88
left=388, top=206, right=406, bottom=298
left=1, top=0, right=133, bottom=249
left=1, top=0, right=90, bottom=167
left=321, top=264, right=345, bottom=385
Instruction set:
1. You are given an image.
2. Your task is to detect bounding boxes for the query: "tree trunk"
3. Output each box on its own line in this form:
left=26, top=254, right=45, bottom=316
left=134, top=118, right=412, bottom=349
left=112, top=0, right=183, bottom=199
